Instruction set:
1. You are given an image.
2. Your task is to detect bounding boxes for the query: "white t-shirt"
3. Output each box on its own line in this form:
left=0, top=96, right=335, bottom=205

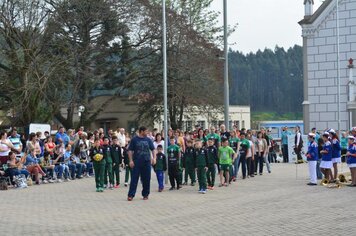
left=246, top=140, right=254, bottom=158
left=154, top=140, right=165, bottom=153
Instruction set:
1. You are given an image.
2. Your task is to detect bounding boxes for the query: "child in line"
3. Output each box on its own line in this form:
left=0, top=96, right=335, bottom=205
left=167, top=137, right=181, bottom=190
left=103, top=137, right=114, bottom=189
left=183, top=140, right=196, bottom=186
left=90, top=139, right=105, bottom=192
left=206, top=138, right=218, bottom=190
left=218, top=138, right=236, bottom=187
left=111, top=136, right=123, bottom=188
left=154, top=145, right=167, bottom=192
left=194, top=139, right=208, bottom=194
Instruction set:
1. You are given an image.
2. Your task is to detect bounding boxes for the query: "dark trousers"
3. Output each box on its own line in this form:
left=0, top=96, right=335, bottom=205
left=206, top=164, right=216, bottom=187
left=239, top=153, right=247, bottom=178
left=128, top=159, right=151, bottom=198
left=246, top=157, right=253, bottom=176
left=113, top=163, right=120, bottom=185
left=168, top=165, right=179, bottom=188
left=282, top=144, right=289, bottom=163
left=341, top=149, right=347, bottom=163
left=295, top=147, right=303, bottom=161
left=93, top=161, right=105, bottom=189
left=255, top=152, right=264, bottom=174
left=196, top=167, right=207, bottom=190
left=104, top=161, right=114, bottom=185
left=184, top=166, right=196, bottom=183
left=125, top=165, right=132, bottom=183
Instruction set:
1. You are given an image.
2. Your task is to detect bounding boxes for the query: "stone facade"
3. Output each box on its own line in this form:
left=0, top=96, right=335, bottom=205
left=299, top=0, right=356, bottom=132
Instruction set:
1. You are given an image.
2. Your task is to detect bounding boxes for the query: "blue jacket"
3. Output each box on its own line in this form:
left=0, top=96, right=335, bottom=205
left=331, top=139, right=341, bottom=158
left=322, top=141, right=333, bottom=162
left=307, top=141, right=318, bottom=161
left=24, top=154, right=38, bottom=166
left=347, top=143, right=356, bottom=164
left=281, top=131, right=291, bottom=145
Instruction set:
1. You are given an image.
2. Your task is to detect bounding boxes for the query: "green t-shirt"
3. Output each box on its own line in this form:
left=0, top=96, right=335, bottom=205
left=229, top=137, right=240, bottom=152
left=206, top=133, right=221, bottom=146
left=218, top=146, right=235, bottom=165
left=240, top=139, right=250, bottom=151
left=167, top=144, right=180, bottom=165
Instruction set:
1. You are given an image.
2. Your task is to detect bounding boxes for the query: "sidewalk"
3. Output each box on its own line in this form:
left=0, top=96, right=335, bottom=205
left=0, top=163, right=354, bottom=236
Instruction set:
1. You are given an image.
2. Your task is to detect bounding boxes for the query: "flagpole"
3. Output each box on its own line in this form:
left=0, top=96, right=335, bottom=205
left=223, top=0, right=230, bottom=130
left=162, top=0, right=169, bottom=184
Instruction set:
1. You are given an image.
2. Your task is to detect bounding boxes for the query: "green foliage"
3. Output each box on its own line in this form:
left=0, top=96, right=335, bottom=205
left=229, top=45, right=303, bottom=113
left=252, top=112, right=303, bottom=121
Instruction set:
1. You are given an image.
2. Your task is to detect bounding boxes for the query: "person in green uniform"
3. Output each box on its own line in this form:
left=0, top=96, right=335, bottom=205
left=229, top=131, right=240, bottom=182
left=206, top=138, right=218, bottom=190
left=90, top=138, right=105, bottom=192
left=153, top=145, right=167, bottom=192
left=183, top=140, right=196, bottom=186
left=103, top=137, right=114, bottom=189
left=194, top=139, right=208, bottom=194
left=123, top=142, right=131, bottom=187
left=111, top=136, right=122, bottom=188
left=167, top=137, right=181, bottom=190
left=218, top=138, right=236, bottom=187
left=205, top=126, right=221, bottom=148
left=239, top=133, right=251, bottom=179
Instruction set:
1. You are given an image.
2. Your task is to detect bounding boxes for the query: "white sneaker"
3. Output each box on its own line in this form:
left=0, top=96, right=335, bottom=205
left=86, top=173, right=90, bottom=178
left=57, top=179, right=63, bottom=183
left=42, top=180, right=48, bottom=184
left=48, top=179, right=54, bottom=183
left=201, top=189, right=207, bottom=194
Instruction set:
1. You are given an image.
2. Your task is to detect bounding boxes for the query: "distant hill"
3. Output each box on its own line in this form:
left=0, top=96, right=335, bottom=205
left=229, top=45, right=303, bottom=115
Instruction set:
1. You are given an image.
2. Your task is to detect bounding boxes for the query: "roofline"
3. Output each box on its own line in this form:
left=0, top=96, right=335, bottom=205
left=258, top=120, right=303, bottom=124
left=298, top=0, right=332, bottom=25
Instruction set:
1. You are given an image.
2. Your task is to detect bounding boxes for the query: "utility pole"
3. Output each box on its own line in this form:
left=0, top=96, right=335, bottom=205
left=223, top=0, right=230, bottom=130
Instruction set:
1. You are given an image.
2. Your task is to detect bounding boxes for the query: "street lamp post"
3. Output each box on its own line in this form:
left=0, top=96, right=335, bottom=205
left=223, top=0, right=230, bottom=130
left=78, top=105, right=85, bottom=127
left=162, top=0, right=169, bottom=184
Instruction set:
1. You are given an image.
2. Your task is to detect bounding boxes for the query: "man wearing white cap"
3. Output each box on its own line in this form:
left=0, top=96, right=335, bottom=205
left=306, top=133, right=318, bottom=185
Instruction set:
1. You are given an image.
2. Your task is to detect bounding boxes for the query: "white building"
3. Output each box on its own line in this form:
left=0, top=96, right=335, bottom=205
left=299, top=0, right=356, bottom=133
left=154, top=105, right=251, bottom=131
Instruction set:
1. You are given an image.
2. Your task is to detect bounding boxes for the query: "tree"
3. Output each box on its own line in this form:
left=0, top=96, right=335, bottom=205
left=0, top=0, right=63, bottom=126
left=126, top=0, right=224, bottom=130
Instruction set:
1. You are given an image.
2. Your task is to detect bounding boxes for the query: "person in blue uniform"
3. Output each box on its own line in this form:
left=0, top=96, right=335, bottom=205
left=320, top=132, right=333, bottom=182
left=127, top=127, right=156, bottom=201
left=306, top=133, right=318, bottom=186
left=329, top=129, right=341, bottom=182
left=346, top=136, right=356, bottom=187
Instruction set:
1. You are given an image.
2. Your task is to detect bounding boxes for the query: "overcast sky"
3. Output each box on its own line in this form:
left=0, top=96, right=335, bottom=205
left=210, top=0, right=323, bottom=54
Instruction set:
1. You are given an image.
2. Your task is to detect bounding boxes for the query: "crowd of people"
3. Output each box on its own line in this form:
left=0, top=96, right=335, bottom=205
left=304, top=127, right=356, bottom=187
left=1, top=123, right=354, bottom=195
left=0, top=124, right=277, bottom=194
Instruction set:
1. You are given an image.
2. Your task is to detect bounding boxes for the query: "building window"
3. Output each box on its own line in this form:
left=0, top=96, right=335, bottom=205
left=185, top=121, right=192, bottom=132
left=242, top=120, right=245, bottom=129
left=235, top=121, right=240, bottom=129
left=197, top=121, right=206, bottom=129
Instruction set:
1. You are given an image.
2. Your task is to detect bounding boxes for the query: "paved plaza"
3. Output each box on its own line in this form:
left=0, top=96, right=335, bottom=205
left=0, top=163, right=355, bottom=236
